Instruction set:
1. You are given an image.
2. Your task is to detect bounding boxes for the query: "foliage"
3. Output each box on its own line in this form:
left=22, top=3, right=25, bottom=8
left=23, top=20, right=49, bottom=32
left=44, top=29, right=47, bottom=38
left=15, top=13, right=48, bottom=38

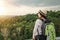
left=0, top=11, right=60, bottom=40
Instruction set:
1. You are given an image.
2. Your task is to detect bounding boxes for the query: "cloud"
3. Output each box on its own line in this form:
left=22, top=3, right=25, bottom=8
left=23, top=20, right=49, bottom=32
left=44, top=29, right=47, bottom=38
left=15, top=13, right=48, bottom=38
left=10, top=0, right=60, bottom=6
left=43, top=0, right=60, bottom=6
left=4, top=5, right=60, bottom=16
left=0, top=0, right=60, bottom=16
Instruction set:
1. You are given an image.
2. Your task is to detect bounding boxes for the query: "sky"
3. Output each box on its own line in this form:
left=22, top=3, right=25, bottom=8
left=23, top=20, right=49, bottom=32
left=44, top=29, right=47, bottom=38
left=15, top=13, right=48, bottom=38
left=0, top=0, right=60, bottom=16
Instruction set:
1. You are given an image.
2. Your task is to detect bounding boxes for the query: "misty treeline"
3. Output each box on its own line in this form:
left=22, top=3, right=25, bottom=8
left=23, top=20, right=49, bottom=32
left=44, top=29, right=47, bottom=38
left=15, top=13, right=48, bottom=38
left=0, top=10, right=60, bottom=40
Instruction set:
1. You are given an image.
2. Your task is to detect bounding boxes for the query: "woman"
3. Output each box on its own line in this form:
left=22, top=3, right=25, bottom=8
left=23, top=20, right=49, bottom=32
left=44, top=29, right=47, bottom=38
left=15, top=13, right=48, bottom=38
left=33, top=10, right=48, bottom=40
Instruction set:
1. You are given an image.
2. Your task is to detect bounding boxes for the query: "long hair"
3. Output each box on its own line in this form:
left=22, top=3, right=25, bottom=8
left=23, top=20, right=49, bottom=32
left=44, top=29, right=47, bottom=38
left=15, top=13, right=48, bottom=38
left=37, top=13, right=51, bottom=23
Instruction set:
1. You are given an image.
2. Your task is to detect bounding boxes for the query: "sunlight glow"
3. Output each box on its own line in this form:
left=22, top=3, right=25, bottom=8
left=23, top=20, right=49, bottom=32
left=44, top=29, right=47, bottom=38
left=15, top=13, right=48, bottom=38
left=0, top=0, right=59, bottom=16
left=0, top=0, right=6, bottom=15
left=0, top=7, right=5, bottom=15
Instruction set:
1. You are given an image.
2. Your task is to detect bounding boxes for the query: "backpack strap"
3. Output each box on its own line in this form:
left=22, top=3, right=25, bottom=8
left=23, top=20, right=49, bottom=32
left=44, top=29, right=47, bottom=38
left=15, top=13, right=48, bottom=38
left=41, top=23, right=46, bottom=35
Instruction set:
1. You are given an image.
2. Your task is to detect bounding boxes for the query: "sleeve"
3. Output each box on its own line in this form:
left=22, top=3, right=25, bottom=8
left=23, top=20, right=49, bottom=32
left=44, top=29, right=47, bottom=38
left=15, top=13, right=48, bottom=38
left=33, top=19, right=42, bottom=39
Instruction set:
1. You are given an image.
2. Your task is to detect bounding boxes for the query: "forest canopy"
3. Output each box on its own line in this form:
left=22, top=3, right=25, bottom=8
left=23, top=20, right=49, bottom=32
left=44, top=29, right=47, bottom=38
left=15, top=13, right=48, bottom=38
left=0, top=10, right=60, bottom=40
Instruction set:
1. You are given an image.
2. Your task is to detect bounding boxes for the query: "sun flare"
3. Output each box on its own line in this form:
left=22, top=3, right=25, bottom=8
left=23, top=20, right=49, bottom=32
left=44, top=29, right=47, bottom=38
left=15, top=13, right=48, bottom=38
left=0, top=0, right=6, bottom=15
left=0, top=6, right=5, bottom=15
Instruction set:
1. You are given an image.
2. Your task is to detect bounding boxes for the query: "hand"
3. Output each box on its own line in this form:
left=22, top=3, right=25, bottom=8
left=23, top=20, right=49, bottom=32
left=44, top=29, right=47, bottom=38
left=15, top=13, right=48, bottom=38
left=32, top=39, right=35, bottom=40
left=32, top=36, right=35, bottom=40
left=32, top=38, right=35, bottom=40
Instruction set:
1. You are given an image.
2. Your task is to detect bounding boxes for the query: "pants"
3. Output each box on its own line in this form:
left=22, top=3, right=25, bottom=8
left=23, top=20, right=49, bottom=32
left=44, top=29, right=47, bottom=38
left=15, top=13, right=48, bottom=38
left=35, top=35, right=47, bottom=40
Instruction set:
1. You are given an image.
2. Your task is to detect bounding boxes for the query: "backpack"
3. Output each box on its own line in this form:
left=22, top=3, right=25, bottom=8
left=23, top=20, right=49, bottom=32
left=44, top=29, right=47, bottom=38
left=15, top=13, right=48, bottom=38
left=45, top=22, right=56, bottom=40
left=40, top=18, right=56, bottom=40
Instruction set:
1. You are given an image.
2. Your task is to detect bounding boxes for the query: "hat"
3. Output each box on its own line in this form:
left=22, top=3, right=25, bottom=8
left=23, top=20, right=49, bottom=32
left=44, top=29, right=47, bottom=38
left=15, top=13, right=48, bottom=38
left=38, top=10, right=47, bottom=16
